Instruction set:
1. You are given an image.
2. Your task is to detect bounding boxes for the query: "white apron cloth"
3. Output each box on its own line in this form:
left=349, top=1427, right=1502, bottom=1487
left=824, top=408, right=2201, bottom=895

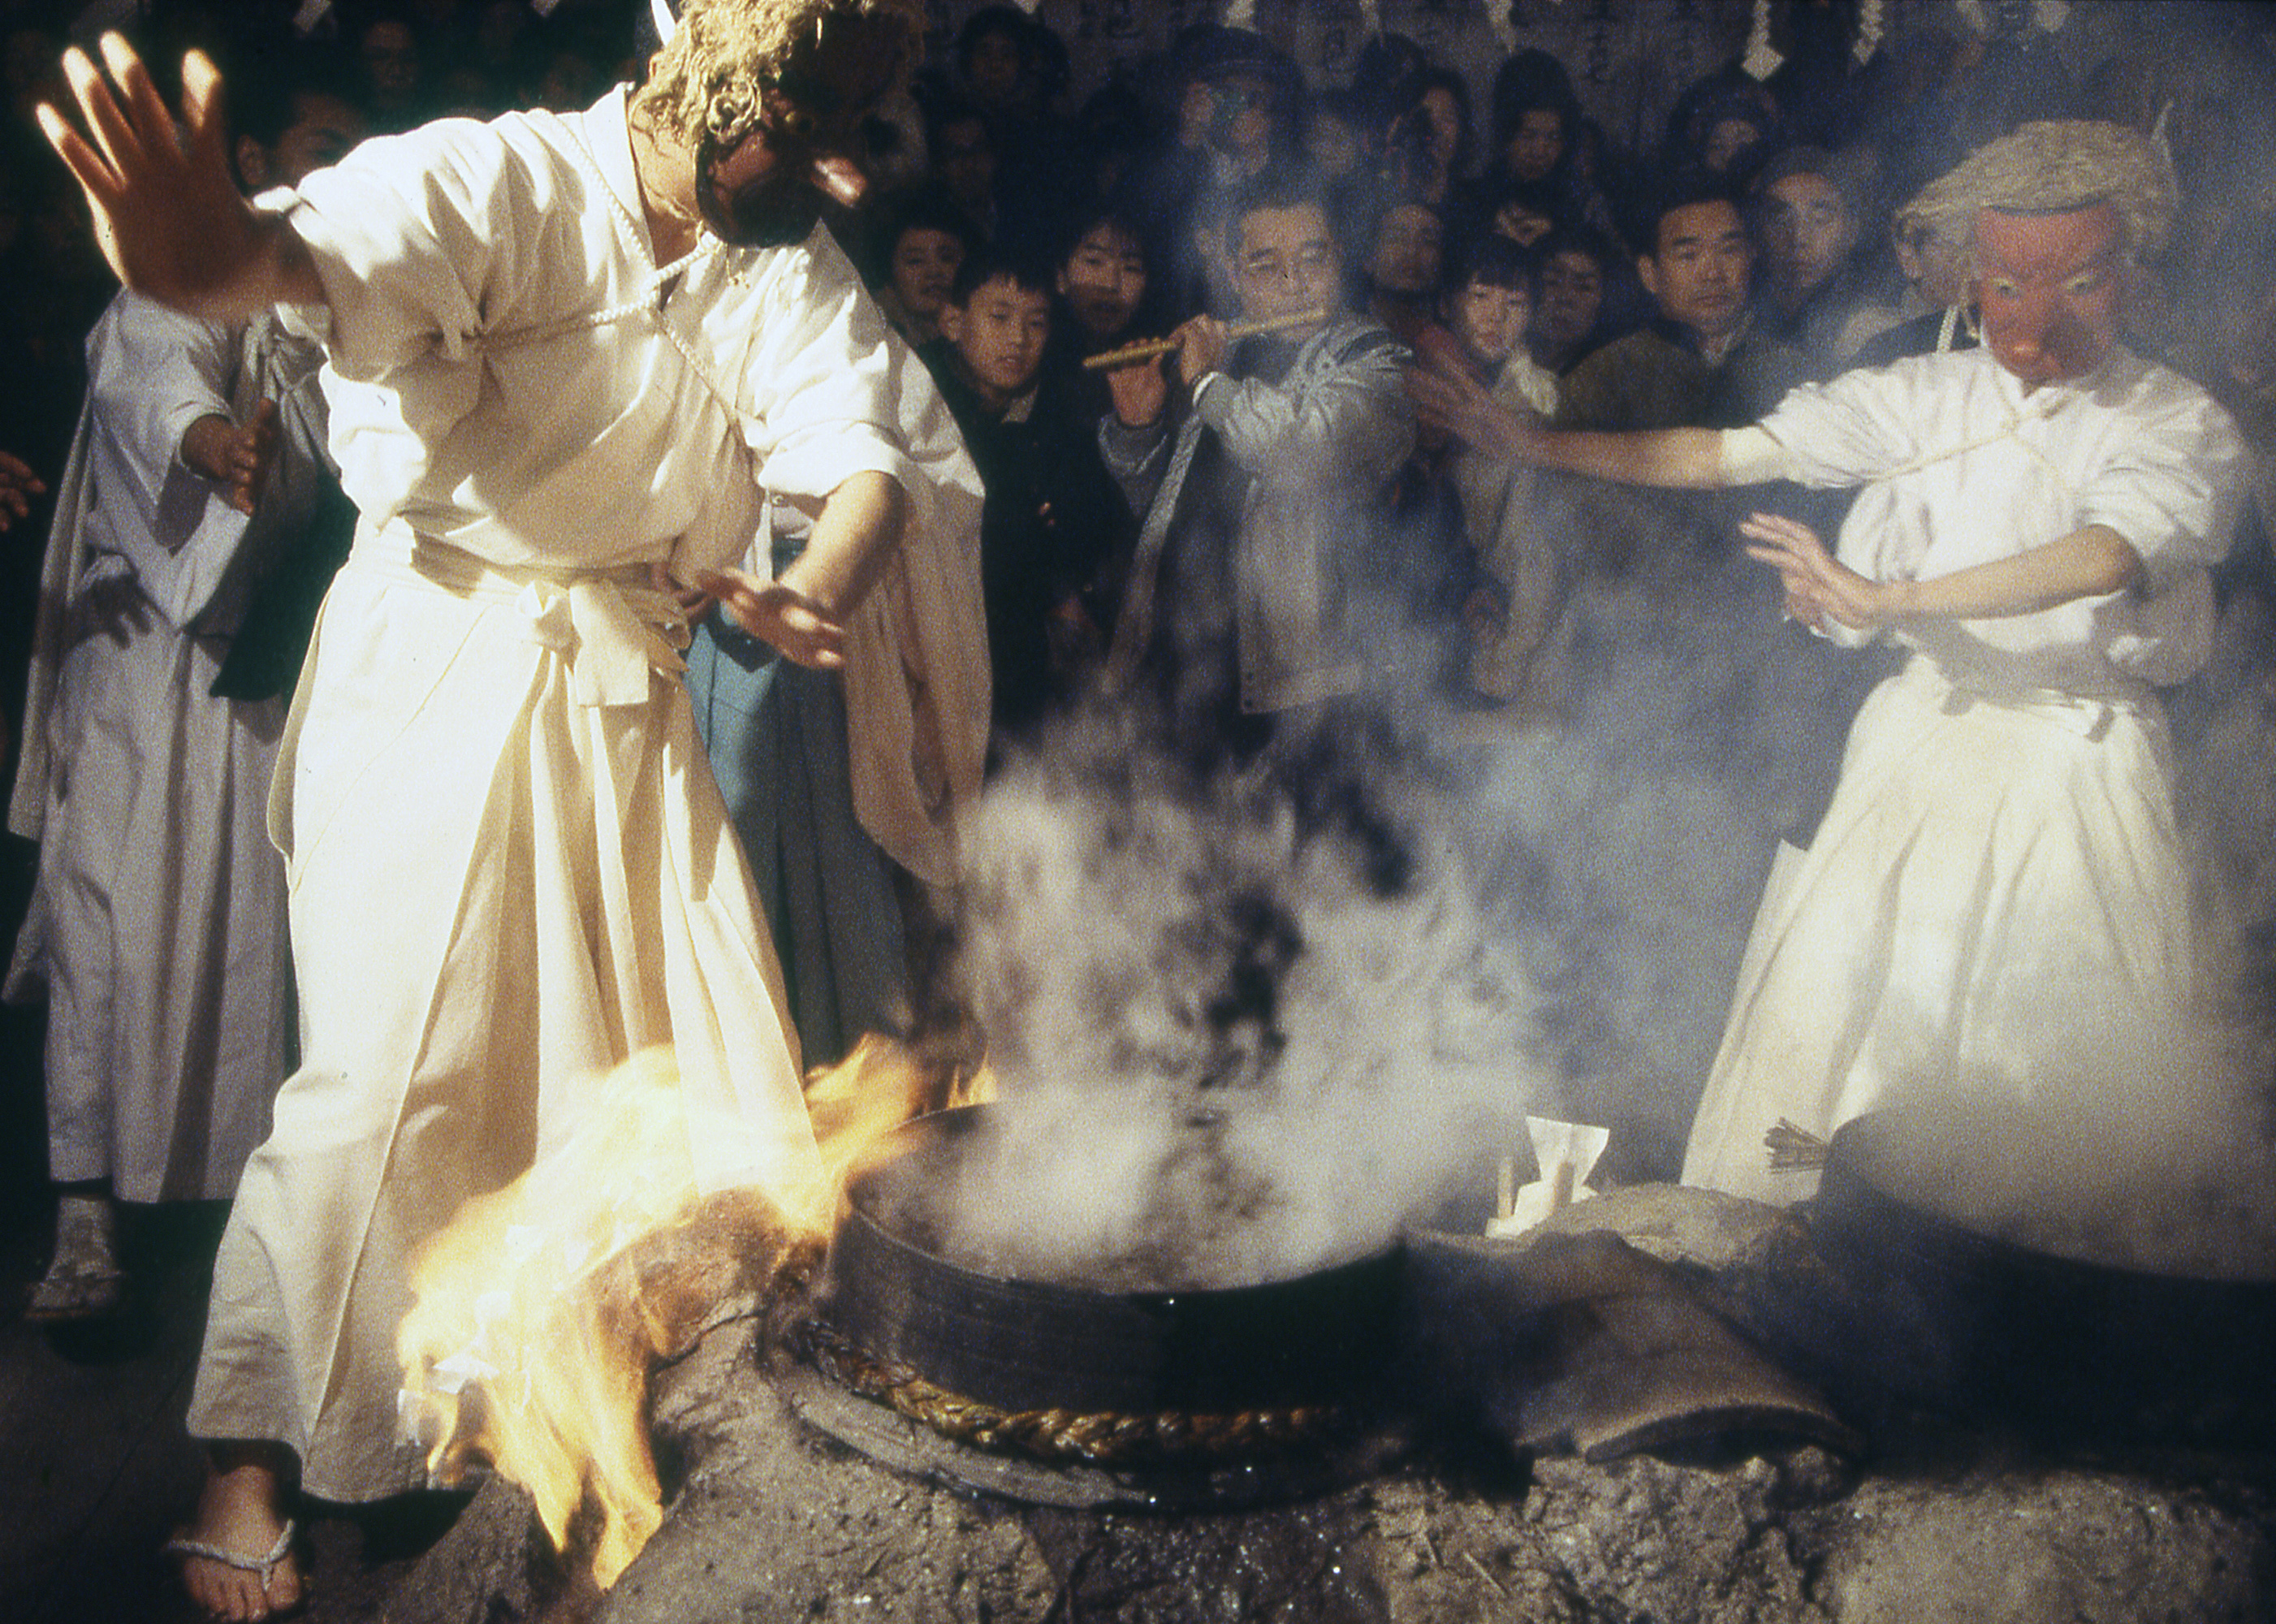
left=1682, top=657, right=2196, bottom=1203
left=186, top=86, right=984, bottom=1499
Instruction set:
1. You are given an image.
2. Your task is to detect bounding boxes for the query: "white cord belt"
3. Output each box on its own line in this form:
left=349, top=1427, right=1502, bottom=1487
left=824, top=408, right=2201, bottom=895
left=356, top=530, right=691, bottom=707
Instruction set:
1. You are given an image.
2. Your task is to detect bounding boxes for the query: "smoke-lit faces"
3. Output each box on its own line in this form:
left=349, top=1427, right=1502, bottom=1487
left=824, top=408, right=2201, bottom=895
left=1638, top=199, right=1751, bottom=346
left=1057, top=221, right=1147, bottom=342
left=1231, top=201, right=1339, bottom=332
left=1503, top=107, right=1563, bottom=181
left=1367, top=202, right=1444, bottom=298
left=1762, top=171, right=1856, bottom=310
left=1450, top=276, right=1531, bottom=372
left=1419, top=84, right=1462, bottom=173
left=889, top=226, right=964, bottom=327
left=942, top=274, right=1050, bottom=413
left=1972, top=202, right=2126, bottom=390
left=235, top=89, right=365, bottom=191
left=693, top=13, right=899, bottom=248
left=1536, top=245, right=1605, bottom=358
left=1204, top=72, right=1278, bottom=167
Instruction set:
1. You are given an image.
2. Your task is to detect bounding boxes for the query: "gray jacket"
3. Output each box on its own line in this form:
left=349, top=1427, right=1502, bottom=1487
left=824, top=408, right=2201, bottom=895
left=1099, top=315, right=1415, bottom=713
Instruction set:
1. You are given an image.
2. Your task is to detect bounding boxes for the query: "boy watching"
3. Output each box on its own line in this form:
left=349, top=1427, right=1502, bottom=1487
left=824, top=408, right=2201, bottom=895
left=927, top=248, right=1124, bottom=737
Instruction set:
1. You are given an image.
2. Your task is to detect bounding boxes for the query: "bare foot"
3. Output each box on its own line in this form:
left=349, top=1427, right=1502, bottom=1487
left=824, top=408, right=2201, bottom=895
left=175, top=1446, right=303, bottom=1622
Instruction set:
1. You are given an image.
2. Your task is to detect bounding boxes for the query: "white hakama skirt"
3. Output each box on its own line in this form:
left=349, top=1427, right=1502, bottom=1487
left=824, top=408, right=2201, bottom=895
left=188, top=533, right=820, bottom=1499
left=1682, top=654, right=2198, bottom=1206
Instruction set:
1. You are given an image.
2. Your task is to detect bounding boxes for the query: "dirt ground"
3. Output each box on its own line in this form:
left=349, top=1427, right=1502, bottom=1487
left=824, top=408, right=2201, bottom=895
left=375, top=1187, right=2276, bottom=1624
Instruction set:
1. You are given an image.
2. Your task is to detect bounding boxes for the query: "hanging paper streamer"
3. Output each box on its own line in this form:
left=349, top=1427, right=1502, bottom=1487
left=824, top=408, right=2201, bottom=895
left=1852, top=0, right=1884, bottom=66
left=1224, top=0, right=1257, bottom=30
left=650, top=0, right=676, bottom=46
left=1359, top=0, right=1384, bottom=41
left=293, top=0, right=334, bottom=37
left=1743, top=0, right=1785, bottom=81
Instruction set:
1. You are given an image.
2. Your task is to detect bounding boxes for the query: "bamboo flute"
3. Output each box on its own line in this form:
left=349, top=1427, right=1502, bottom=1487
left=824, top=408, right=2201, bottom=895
left=1082, top=308, right=1328, bottom=369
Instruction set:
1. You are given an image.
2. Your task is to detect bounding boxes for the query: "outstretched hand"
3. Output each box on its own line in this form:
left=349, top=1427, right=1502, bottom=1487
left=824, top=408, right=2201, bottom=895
left=693, top=568, right=849, bottom=670
left=0, top=450, right=44, bottom=531
left=1740, top=512, right=1890, bottom=632
left=182, top=402, right=279, bottom=516
left=1406, top=363, right=1536, bottom=460
left=37, top=34, right=300, bottom=317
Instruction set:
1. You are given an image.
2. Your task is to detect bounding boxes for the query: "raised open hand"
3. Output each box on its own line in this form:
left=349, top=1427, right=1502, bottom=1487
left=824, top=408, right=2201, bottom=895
left=1739, top=512, right=1890, bottom=633
left=1405, top=363, right=1535, bottom=460
left=37, top=35, right=307, bottom=318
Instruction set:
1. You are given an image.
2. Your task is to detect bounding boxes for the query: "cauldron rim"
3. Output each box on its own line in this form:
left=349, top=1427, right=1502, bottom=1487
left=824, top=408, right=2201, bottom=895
left=841, top=1103, right=1400, bottom=1298
left=1825, top=1109, right=2276, bottom=1291
left=820, top=1104, right=1403, bottom=1417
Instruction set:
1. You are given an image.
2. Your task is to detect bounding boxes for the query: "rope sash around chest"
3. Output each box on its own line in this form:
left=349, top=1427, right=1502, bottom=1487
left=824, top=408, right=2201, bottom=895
left=475, top=124, right=753, bottom=431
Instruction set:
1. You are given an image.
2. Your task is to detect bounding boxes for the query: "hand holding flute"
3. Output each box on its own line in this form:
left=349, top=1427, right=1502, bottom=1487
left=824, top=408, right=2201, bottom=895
left=1082, top=308, right=1329, bottom=370
left=1095, top=309, right=1329, bottom=432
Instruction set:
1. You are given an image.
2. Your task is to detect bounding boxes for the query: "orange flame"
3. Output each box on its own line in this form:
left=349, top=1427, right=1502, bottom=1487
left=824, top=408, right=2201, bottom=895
left=396, top=1034, right=969, bottom=1589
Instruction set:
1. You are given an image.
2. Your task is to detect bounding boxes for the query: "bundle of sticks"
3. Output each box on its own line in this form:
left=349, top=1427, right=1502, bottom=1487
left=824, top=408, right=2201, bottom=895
left=1082, top=309, right=1328, bottom=369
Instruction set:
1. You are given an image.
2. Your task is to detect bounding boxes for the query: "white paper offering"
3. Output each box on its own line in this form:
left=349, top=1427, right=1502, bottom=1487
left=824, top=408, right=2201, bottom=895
left=1487, top=1116, right=1611, bottom=1238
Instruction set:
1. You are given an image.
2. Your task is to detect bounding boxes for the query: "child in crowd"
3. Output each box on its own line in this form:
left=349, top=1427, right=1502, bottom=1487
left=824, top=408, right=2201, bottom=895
left=926, top=250, right=1125, bottom=741
left=1053, top=207, right=1150, bottom=356
left=870, top=187, right=976, bottom=348
left=1436, top=235, right=1572, bottom=711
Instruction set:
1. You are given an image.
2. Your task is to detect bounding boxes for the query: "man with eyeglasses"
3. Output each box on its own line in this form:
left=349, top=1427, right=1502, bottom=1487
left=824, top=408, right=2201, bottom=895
left=38, top=2, right=983, bottom=1615
left=1098, top=169, right=1415, bottom=767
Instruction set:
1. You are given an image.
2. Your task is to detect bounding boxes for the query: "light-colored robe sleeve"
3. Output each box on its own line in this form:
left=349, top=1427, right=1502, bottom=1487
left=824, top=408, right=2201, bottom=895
left=84, top=292, right=258, bottom=629
left=734, top=232, right=988, bottom=892
left=1753, top=360, right=1927, bottom=492
left=281, top=117, right=518, bottom=380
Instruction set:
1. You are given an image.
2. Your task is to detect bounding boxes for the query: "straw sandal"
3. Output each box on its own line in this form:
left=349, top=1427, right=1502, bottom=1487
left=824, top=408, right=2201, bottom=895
left=166, top=1519, right=302, bottom=1619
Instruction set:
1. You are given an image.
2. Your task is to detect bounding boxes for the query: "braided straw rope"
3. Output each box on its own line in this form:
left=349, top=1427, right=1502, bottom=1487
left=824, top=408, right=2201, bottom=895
left=794, top=1315, right=1346, bottom=1466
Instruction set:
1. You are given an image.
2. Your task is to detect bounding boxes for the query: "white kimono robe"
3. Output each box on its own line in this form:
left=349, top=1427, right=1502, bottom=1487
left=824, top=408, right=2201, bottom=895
left=186, top=87, right=984, bottom=1499
left=6, top=292, right=328, bottom=1202
left=1683, top=346, right=2248, bottom=1204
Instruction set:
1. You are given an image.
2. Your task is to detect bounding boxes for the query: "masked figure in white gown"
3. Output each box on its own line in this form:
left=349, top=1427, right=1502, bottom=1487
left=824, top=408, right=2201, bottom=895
left=1406, top=122, right=2248, bottom=1204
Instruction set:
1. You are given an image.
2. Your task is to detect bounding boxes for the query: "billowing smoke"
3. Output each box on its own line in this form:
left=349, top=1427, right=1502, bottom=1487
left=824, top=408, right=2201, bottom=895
left=937, top=702, right=1550, bottom=1289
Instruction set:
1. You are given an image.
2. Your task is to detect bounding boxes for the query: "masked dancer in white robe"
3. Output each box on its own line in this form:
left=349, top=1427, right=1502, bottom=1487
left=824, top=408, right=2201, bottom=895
left=38, top=2, right=987, bottom=1616
left=1410, top=122, right=2249, bottom=1205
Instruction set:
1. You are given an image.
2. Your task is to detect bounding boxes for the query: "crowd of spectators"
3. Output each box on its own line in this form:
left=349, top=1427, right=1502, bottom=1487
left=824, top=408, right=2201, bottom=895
left=5, top=3, right=2273, bottom=743
left=1, top=0, right=2272, bottom=1167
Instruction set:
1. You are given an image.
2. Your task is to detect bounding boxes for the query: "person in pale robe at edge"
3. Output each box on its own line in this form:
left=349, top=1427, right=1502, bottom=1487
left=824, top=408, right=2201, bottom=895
left=6, top=56, right=365, bottom=1328
left=1411, top=120, right=2249, bottom=1207
left=36, top=0, right=987, bottom=1617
